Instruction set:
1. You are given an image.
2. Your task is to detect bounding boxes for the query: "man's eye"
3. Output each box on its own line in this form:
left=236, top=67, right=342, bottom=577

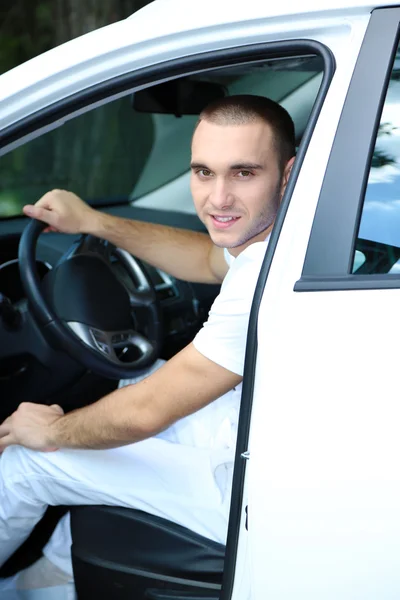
left=237, top=170, right=252, bottom=178
left=198, top=169, right=212, bottom=177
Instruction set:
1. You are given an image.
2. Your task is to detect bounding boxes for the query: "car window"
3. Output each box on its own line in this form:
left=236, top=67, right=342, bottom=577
left=0, top=55, right=323, bottom=219
left=0, top=100, right=197, bottom=218
left=353, top=46, right=400, bottom=274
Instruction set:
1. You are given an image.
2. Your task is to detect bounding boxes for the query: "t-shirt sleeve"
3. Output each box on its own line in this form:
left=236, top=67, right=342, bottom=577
left=193, top=242, right=266, bottom=376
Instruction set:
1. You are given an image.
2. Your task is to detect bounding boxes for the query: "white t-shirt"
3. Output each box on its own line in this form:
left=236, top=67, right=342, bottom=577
left=194, top=239, right=269, bottom=376
left=160, top=236, right=270, bottom=454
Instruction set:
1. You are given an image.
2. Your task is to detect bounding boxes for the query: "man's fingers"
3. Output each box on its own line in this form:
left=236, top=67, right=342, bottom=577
left=50, top=404, right=64, bottom=415
left=22, top=204, right=39, bottom=216
left=0, top=433, right=15, bottom=453
left=0, top=417, right=11, bottom=439
left=0, top=419, right=16, bottom=451
left=22, top=204, right=54, bottom=225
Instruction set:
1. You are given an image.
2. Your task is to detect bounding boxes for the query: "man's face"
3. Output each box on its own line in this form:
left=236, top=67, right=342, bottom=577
left=190, top=119, right=291, bottom=256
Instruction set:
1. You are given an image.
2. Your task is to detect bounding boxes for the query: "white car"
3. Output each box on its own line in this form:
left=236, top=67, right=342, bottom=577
left=0, top=1, right=400, bottom=598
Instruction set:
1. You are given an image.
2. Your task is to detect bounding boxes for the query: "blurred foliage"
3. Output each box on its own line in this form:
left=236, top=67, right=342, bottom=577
left=371, top=149, right=397, bottom=169
left=0, top=0, right=53, bottom=74
left=0, top=0, right=151, bottom=74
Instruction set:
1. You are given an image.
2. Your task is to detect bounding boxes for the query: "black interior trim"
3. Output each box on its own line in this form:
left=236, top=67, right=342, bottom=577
left=295, top=274, right=400, bottom=291
left=145, top=591, right=219, bottom=600
left=296, top=7, right=400, bottom=290
left=219, top=40, right=335, bottom=600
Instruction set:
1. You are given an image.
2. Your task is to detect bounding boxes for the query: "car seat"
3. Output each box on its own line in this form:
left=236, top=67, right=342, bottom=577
left=70, top=505, right=225, bottom=600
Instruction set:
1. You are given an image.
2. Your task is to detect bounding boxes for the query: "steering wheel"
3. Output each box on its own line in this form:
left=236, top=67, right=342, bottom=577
left=18, top=219, right=162, bottom=379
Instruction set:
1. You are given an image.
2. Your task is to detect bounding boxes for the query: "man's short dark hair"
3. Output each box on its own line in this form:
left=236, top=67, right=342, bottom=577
left=196, top=94, right=296, bottom=169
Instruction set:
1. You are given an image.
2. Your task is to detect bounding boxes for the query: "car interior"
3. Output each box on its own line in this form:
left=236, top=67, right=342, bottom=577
left=0, top=51, right=358, bottom=598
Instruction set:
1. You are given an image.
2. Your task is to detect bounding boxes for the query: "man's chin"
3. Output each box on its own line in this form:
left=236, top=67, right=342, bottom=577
left=210, top=228, right=270, bottom=252
left=208, top=225, right=249, bottom=248
left=209, top=234, right=240, bottom=249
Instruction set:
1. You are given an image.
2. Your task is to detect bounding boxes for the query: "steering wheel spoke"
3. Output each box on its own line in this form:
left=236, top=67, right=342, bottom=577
left=66, top=323, right=155, bottom=367
left=73, top=234, right=115, bottom=260
left=112, top=248, right=156, bottom=308
left=66, top=322, right=118, bottom=361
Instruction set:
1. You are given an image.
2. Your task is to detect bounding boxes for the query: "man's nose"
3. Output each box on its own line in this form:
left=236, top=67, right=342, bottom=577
left=210, top=178, right=234, bottom=210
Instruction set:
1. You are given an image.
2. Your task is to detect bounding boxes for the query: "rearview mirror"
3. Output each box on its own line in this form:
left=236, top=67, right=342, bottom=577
left=133, top=79, right=226, bottom=117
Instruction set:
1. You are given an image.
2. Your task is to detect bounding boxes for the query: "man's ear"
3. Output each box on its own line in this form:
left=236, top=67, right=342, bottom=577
left=280, top=156, right=296, bottom=198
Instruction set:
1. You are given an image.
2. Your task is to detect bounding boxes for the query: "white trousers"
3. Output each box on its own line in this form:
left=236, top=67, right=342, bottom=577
left=0, top=362, right=231, bottom=577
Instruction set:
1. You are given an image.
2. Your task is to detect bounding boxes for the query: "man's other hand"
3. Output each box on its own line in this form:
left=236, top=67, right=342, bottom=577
left=22, top=189, right=97, bottom=234
left=0, top=403, right=64, bottom=453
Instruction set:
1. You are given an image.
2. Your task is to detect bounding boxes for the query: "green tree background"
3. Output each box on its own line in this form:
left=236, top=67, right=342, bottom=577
left=0, top=0, right=151, bottom=74
left=0, top=0, right=154, bottom=217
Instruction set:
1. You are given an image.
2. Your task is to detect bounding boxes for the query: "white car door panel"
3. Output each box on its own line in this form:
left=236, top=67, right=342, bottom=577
left=248, top=7, right=400, bottom=599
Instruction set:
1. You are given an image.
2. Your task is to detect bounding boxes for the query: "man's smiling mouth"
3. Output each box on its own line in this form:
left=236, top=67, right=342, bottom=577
left=210, top=215, right=240, bottom=229
left=213, top=216, right=238, bottom=222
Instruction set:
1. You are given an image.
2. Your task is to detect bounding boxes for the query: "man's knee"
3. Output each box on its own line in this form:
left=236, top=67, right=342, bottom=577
left=0, top=445, right=54, bottom=502
left=1, top=445, right=30, bottom=482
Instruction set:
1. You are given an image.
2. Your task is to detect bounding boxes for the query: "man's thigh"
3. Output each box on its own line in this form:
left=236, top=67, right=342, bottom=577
left=2, top=437, right=225, bottom=538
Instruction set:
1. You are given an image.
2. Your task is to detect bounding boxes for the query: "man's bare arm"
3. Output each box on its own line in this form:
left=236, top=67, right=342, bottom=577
left=23, top=190, right=228, bottom=284
left=0, top=344, right=241, bottom=452
left=90, top=211, right=228, bottom=284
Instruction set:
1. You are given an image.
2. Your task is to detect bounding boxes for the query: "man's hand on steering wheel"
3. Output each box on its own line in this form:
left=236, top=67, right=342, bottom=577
left=19, top=195, right=162, bottom=379
left=23, top=189, right=98, bottom=235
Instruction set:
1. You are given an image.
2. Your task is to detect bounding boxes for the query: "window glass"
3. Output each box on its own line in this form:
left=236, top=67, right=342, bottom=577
left=0, top=99, right=197, bottom=218
left=353, top=47, right=400, bottom=274
left=0, top=55, right=323, bottom=219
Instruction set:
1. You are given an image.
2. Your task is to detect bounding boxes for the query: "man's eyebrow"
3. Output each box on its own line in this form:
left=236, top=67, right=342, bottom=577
left=190, top=162, right=209, bottom=170
left=230, top=163, right=264, bottom=170
left=190, top=162, right=264, bottom=170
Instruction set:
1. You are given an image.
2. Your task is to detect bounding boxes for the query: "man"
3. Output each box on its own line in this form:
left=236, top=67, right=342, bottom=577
left=0, top=95, right=295, bottom=596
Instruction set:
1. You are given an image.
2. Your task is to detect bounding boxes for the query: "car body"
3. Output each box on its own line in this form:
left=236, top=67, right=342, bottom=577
left=1, top=1, right=400, bottom=598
